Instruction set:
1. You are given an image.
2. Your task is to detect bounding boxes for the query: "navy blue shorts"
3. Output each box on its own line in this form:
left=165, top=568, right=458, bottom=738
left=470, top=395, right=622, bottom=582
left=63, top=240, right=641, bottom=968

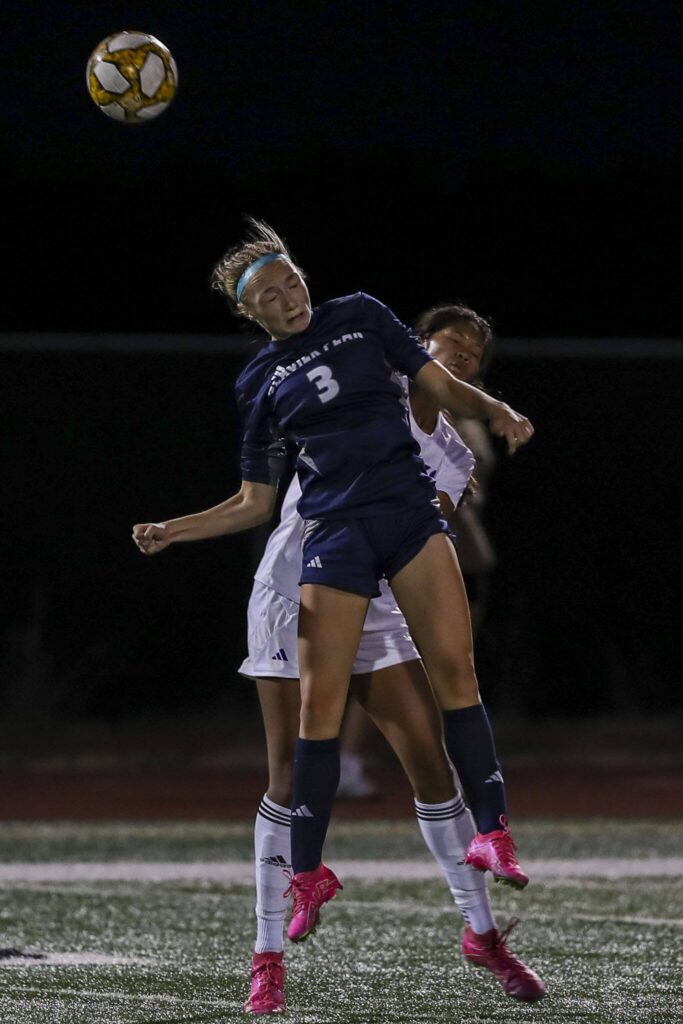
left=300, top=502, right=448, bottom=598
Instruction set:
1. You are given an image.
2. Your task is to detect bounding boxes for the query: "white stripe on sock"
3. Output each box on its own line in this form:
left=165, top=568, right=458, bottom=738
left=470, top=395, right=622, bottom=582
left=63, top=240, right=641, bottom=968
left=258, top=796, right=291, bottom=828
left=414, top=796, right=467, bottom=820
left=254, top=795, right=291, bottom=954
left=415, top=798, right=496, bottom=935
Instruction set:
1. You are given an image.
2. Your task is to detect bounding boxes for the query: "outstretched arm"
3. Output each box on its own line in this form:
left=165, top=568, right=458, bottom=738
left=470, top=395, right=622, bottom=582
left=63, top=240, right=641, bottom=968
left=414, top=360, right=534, bottom=454
left=132, top=480, right=277, bottom=556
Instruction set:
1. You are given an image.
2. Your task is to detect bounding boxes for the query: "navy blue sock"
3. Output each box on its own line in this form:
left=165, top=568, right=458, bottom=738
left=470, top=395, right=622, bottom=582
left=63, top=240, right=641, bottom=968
left=442, top=704, right=507, bottom=834
left=290, top=737, right=340, bottom=873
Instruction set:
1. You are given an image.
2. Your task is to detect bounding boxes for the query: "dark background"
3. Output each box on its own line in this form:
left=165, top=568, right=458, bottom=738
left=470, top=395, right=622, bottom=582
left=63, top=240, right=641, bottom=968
left=1, top=1, right=680, bottom=726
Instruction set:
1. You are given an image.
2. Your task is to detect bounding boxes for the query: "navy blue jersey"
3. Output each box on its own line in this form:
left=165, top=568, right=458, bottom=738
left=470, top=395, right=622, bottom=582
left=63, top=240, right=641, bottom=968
left=236, top=292, right=437, bottom=519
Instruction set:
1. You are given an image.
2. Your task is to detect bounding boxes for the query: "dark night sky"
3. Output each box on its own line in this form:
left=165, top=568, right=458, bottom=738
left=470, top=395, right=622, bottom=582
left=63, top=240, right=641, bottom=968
left=3, top=1, right=682, bottom=336
left=1, top=1, right=681, bottom=719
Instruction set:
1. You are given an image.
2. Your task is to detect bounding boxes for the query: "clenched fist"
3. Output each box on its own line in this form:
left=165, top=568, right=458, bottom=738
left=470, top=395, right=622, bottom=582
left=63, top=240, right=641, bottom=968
left=132, top=522, right=170, bottom=556
left=488, top=403, right=534, bottom=454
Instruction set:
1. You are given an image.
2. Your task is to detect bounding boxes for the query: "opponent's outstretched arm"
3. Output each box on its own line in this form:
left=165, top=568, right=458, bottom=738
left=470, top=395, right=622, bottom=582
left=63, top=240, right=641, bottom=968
left=414, top=360, right=534, bottom=454
left=132, top=480, right=277, bottom=556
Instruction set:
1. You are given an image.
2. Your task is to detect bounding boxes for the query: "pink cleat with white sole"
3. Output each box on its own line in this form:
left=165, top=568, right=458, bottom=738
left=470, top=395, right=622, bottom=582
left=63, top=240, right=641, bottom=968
left=243, top=951, right=286, bottom=1015
left=285, top=864, right=343, bottom=942
left=465, top=816, right=529, bottom=889
left=462, top=918, right=546, bottom=1001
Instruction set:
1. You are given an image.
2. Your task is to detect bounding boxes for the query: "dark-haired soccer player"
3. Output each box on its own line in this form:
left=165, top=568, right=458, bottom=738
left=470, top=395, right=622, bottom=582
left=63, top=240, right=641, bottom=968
left=237, top=360, right=544, bottom=1012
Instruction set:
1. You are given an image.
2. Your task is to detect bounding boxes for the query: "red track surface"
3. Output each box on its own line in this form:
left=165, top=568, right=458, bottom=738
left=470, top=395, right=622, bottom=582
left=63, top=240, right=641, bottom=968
left=1, top=763, right=681, bottom=820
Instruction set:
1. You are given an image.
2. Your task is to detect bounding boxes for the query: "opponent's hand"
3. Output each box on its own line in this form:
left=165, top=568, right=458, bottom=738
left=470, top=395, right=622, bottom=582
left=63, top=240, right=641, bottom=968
left=488, top=402, right=534, bottom=454
left=458, top=474, right=479, bottom=509
left=437, top=489, right=455, bottom=516
left=132, top=522, right=170, bottom=556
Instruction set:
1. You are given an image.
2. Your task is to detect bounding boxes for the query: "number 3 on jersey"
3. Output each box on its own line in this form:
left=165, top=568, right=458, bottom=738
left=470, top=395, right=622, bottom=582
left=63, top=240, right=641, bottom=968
left=306, top=365, right=340, bottom=404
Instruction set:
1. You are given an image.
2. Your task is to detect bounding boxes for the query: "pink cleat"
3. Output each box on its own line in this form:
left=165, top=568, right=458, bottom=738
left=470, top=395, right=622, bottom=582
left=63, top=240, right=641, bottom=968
left=462, top=918, right=546, bottom=1001
left=465, top=816, right=529, bottom=889
left=285, top=864, right=343, bottom=942
left=243, top=951, right=286, bottom=1015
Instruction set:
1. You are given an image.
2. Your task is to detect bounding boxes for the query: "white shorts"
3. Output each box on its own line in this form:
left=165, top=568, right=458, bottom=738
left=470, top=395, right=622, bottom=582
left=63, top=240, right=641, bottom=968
left=238, top=580, right=419, bottom=680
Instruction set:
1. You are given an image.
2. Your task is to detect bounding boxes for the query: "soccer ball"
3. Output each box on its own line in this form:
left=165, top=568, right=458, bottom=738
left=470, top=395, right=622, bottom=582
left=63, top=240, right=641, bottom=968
left=86, top=31, right=178, bottom=123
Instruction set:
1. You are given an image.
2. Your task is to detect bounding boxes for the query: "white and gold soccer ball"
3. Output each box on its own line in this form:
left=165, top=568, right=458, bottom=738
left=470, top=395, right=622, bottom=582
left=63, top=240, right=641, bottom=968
left=86, top=31, right=178, bottom=123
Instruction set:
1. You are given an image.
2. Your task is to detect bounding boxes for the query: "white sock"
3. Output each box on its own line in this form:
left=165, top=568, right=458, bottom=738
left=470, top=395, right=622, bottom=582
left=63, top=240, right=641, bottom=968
left=415, top=795, right=496, bottom=935
left=254, top=795, right=291, bottom=953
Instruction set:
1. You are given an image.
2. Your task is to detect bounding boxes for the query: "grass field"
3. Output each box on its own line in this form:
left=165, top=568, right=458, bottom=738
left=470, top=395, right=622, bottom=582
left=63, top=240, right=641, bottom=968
left=1, top=821, right=681, bottom=1023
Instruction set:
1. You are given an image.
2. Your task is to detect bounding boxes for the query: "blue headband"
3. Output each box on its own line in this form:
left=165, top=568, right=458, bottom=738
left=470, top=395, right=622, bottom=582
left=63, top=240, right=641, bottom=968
left=235, top=252, right=287, bottom=302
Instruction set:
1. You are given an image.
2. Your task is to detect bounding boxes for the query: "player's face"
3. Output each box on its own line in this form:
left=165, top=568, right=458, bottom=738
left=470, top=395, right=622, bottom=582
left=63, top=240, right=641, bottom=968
left=426, top=322, right=485, bottom=383
left=240, top=258, right=312, bottom=340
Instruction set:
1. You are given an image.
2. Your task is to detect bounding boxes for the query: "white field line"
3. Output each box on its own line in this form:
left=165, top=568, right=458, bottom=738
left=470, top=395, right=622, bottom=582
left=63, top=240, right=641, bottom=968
left=0, top=984, right=241, bottom=1010
left=0, top=858, right=681, bottom=883
left=0, top=953, right=154, bottom=969
left=337, top=900, right=683, bottom=929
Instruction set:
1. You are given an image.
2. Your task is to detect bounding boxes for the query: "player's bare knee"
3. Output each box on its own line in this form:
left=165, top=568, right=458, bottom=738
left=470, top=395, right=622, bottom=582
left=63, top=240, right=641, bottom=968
left=299, top=700, right=343, bottom=740
left=427, top=660, right=477, bottom=701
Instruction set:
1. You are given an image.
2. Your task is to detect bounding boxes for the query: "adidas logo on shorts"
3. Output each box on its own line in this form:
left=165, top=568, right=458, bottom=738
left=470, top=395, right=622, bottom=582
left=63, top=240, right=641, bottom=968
left=305, top=555, right=323, bottom=568
left=271, top=648, right=289, bottom=661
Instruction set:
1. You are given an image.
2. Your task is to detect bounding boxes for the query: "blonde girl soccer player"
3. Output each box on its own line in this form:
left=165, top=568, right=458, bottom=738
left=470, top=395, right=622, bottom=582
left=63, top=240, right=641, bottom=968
left=238, top=353, right=544, bottom=1013
left=132, top=220, right=534, bottom=970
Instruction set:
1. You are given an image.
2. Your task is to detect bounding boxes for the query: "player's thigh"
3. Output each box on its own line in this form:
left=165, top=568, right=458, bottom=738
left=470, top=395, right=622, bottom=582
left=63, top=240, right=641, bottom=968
left=298, top=584, right=369, bottom=731
left=350, top=659, right=455, bottom=801
left=389, top=533, right=478, bottom=701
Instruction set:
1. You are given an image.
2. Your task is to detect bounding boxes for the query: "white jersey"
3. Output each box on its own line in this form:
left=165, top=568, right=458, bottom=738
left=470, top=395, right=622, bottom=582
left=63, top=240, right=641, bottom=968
left=254, top=480, right=305, bottom=604
left=408, top=405, right=476, bottom=515
left=254, top=402, right=475, bottom=624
